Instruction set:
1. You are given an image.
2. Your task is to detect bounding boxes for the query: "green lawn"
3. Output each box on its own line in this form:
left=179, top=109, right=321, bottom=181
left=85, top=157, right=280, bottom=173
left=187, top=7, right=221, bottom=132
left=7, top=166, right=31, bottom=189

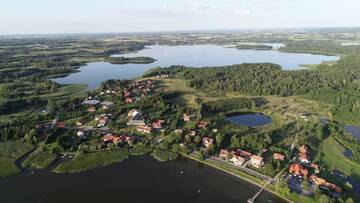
left=320, top=136, right=360, bottom=179
left=0, top=141, right=33, bottom=178
left=53, top=148, right=129, bottom=173
left=22, top=148, right=57, bottom=169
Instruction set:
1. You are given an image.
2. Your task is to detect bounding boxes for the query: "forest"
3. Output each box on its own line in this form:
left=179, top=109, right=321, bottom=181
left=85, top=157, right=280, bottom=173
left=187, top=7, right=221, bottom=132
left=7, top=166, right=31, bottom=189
left=177, top=54, right=360, bottom=124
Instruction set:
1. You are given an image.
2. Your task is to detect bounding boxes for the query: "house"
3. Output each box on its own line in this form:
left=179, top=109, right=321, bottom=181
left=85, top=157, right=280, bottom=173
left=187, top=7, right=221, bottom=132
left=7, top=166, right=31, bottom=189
left=103, top=134, right=115, bottom=142
left=98, top=116, right=108, bottom=127
left=289, top=163, right=309, bottom=178
left=230, top=154, right=245, bottom=166
left=250, top=155, right=264, bottom=168
left=124, top=91, right=131, bottom=98
left=82, top=99, right=100, bottom=105
left=128, top=109, right=141, bottom=118
left=309, top=175, right=342, bottom=193
left=157, top=74, right=169, bottom=79
left=77, top=130, right=85, bottom=137
left=183, top=113, right=191, bottom=122
left=273, top=153, right=285, bottom=161
left=299, top=152, right=310, bottom=163
left=299, top=145, right=308, bottom=154
left=125, top=97, right=134, bottom=103
left=56, top=121, right=66, bottom=129
left=100, top=101, right=114, bottom=110
left=299, top=145, right=310, bottom=163
left=218, top=149, right=229, bottom=160
left=76, top=120, right=85, bottom=126
left=152, top=120, right=165, bottom=129
left=127, top=119, right=146, bottom=126
left=175, top=129, right=184, bottom=134
left=310, top=163, right=320, bottom=173
left=87, top=107, right=96, bottom=113
left=202, top=137, right=214, bottom=149
left=123, top=135, right=135, bottom=145
left=137, top=126, right=152, bottom=134
left=189, top=130, right=196, bottom=137
left=197, top=121, right=208, bottom=129
left=237, top=149, right=252, bottom=158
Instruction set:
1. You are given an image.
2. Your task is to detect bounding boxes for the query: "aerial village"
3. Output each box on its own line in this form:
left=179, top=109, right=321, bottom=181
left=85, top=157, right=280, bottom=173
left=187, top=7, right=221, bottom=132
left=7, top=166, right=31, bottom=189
left=34, top=76, right=345, bottom=201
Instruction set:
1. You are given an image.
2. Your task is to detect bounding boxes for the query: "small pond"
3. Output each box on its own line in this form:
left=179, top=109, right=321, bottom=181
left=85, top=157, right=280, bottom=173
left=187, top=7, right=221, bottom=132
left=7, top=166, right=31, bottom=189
left=343, top=149, right=353, bottom=158
left=345, top=125, right=360, bottom=142
left=225, top=113, right=272, bottom=127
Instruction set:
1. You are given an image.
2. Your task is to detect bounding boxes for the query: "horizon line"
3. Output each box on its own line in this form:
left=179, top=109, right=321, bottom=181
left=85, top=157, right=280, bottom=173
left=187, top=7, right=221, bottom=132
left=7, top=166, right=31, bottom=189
left=1, top=26, right=360, bottom=38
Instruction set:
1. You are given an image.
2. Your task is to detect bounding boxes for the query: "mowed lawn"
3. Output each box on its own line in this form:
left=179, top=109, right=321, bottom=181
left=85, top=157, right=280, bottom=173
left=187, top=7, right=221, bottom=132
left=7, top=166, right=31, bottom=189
left=53, top=148, right=129, bottom=173
left=320, top=136, right=360, bottom=179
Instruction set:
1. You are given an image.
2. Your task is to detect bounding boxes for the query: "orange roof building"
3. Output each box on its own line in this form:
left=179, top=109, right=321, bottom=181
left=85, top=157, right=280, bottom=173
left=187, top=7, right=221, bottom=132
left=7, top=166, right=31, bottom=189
left=273, top=153, right=286, bottom=161
left=309, top=175, right=342, bottom=193
left=289, top=163, right=309, bottom=178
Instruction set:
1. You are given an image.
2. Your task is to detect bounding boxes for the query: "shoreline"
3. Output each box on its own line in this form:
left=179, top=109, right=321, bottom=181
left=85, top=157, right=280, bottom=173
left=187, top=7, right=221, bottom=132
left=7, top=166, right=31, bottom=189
left=180, top=153, right=292, bottom=203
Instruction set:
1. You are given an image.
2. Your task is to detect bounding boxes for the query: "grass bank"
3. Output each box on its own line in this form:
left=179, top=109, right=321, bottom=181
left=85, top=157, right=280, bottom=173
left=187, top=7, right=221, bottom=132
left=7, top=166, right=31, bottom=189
left=0, top=141, right=33, bottom=178
left=22, top=148, right=57, bottom=169
left=53, top=148, right=129, bottom=173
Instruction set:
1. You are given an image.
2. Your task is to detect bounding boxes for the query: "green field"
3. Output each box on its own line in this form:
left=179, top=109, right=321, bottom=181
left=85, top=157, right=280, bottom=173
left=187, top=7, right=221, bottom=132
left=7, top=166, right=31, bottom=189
left=53, top=148, right=129, bottom=173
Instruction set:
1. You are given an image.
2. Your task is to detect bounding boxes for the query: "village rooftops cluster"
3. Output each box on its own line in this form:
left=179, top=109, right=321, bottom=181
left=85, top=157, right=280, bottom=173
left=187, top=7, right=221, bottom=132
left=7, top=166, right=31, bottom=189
left=218, top=149, right=285, bottom=168
left=123, top=80, right=154, bottom=103
left=288, top=145, right=342, bottom=195
left=103, top=134, right=135, bottom=145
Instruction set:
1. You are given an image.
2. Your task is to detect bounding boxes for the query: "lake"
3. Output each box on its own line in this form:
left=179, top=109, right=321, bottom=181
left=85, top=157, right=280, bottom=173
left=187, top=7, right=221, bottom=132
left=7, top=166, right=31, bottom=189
left=0, top=155, right=286, bottom=203
left=53, top=45, right=339, bottom=89
left=226, top=113, right=272, bottom=127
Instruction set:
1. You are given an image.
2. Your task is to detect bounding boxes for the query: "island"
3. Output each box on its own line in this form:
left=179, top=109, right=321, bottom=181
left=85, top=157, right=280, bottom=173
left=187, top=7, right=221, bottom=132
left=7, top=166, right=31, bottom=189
left=1, top=30, right=360, bottom=203
left=236, top=44, right=273, bottom=50
left=105, top=56, right=156, bottom=64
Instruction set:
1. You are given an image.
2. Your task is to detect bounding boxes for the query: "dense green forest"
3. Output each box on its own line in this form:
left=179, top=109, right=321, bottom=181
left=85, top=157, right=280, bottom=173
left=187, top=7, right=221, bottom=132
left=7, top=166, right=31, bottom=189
left=173, top=54, right=360, bottom=124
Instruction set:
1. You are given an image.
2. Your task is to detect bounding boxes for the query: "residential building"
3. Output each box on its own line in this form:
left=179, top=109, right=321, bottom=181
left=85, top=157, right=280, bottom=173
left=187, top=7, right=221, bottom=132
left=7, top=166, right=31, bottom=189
left=230, top=154, right=245, bottom=166
left=273, top=153, right=285, bottom=161
left=289, top=163, right=309, bottom=178
left=183, top=113, right=191, bottom=122
left=137, top=126, right=152, bottom=134
left=309, top=175, right=342, bottom=193
left=202, top=137, right=214, bottom=149
left=218, top=149, right=229, bottom=160
left=250, top=155, right=264, bottom=168
left=152, top=120, right=165, bottom=129
left=197, top=121, right=208, bottom=129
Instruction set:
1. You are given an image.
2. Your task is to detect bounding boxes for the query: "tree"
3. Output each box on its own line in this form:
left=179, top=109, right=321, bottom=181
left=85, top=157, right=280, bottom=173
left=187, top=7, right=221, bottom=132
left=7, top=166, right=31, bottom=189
left=194, top=136, right=201, bottom=144
left=197, top=151, right=205, bottom=160
left=25, top=129, right=37, bottom=143
left=275, top=181, right=290, bottom=197
left=318, top=194, right=334, bottom=203
left=345, top=197, right=354, bottom=203
left=215, top=134, right=224, bottom=147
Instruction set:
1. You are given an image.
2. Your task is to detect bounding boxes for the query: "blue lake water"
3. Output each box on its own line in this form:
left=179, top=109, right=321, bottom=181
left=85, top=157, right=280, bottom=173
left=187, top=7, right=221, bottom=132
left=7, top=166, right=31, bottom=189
left=226, top=113, right=272, bottom=127
left=53, top=45, right=339, bottom=89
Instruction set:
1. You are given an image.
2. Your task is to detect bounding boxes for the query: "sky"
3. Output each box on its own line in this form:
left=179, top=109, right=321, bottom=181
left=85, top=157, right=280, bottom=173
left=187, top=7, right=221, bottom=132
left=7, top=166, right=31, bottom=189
left=1, top=0, right=360, bottom=35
